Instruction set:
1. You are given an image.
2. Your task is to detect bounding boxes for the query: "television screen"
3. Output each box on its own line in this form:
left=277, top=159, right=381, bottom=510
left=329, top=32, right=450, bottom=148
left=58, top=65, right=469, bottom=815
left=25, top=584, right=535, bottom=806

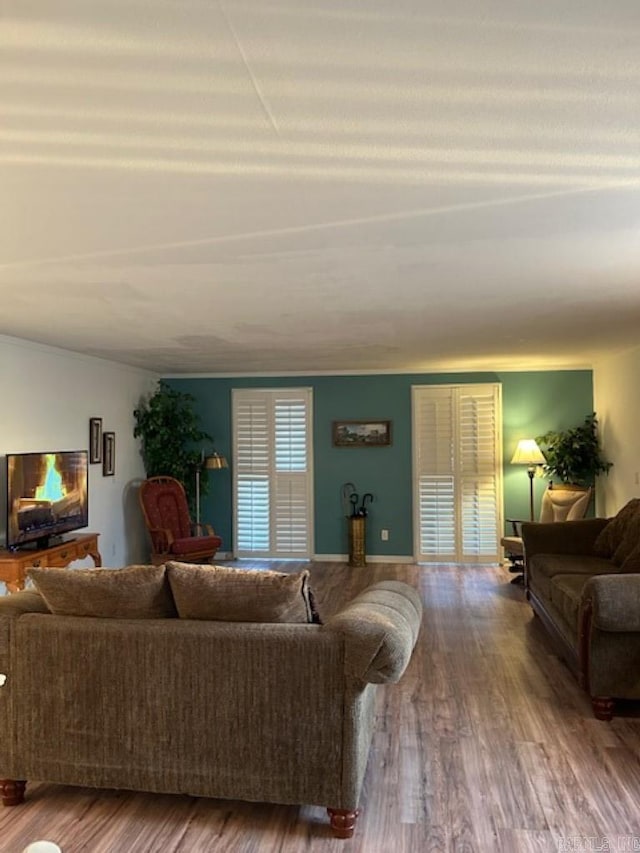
left=6, top=450, right=88, bottom=549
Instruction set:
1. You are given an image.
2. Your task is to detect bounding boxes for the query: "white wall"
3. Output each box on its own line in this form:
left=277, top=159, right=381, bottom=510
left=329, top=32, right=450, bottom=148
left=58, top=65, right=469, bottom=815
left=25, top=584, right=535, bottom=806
left=0, top=335, right=158, bottom=593
left=593, top=344, right=640, bottom=516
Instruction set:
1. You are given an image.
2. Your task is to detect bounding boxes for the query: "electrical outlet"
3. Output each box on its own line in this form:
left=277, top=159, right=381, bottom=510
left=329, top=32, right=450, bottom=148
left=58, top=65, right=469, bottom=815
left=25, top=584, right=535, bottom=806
left=381, top=529, right=389, bottom=541
left=635, top=472, right=640, bottom=486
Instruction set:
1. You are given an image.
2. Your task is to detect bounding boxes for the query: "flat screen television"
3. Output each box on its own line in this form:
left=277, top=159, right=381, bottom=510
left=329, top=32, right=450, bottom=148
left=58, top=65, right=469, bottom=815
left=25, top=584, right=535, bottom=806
left=6, top=450, right=88, bottom=550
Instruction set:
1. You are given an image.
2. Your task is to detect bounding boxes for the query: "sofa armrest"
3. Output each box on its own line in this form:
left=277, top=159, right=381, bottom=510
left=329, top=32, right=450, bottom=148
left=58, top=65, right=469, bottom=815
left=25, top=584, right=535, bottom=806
left=521, top=518, right=609, bottom=560
left=0, top=591, right=49, bottom=670
left=323, top=580, right=422, bottom=684
left=582, top=574, right=640, bottom=632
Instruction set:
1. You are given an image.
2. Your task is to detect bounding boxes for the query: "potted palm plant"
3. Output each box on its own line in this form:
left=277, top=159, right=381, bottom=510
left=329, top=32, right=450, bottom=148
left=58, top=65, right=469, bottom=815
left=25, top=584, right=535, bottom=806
left=535, top=413, right=612, bottom=488
left=133, top=381, right=212, bottom=511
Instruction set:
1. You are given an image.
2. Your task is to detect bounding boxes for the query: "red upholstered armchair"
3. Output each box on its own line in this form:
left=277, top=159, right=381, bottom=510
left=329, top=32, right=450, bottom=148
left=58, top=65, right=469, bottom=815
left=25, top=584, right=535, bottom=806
left=139, top=476, right=222, bottom=566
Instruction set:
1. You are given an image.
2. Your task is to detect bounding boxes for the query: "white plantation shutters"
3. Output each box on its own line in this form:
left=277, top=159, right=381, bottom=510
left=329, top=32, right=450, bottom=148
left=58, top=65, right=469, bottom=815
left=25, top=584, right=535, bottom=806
left=235, top=393, right=270, bottom=552
left=274, top=396, right=309, bottom=553
left=459, top=388, right=502, bottom=558
left=413, top=387, right=456, bottom=560
left=412, top=384, right=502, bottom=562
left=233, top=388, right=313, bottom=558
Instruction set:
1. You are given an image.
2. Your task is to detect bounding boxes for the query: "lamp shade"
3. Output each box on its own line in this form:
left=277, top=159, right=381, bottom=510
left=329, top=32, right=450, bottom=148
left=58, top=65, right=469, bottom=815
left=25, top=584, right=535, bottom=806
left=510, top=439, right=546, bottom=466
left=205, top=451, right=228, bottom=470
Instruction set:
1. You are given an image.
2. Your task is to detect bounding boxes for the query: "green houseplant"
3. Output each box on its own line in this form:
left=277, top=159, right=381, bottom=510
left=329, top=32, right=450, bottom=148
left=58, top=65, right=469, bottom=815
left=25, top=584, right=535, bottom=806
left=536, top=413, right=612, bottom=487
left=133, top=381, right=212, bottom=510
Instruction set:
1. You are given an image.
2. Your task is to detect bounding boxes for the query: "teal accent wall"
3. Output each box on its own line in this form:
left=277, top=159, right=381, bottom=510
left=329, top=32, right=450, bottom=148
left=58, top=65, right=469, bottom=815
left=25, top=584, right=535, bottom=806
left=167, top=370, right=593, bottom=558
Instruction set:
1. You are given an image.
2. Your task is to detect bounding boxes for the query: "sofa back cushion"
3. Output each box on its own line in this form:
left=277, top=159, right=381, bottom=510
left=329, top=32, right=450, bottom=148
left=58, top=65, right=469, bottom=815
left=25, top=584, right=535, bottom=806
left=28, top=564, right=177, bottom=618
left=166, top=562, right=321, bottom=623
left=594, top=498, right=640, bottom=569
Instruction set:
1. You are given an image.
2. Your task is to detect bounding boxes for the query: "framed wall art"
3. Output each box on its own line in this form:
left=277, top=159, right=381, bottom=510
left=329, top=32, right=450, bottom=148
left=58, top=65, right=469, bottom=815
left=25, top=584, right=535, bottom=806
left=103, top=431, right=115, bottom=476
left=89, top=417, right=102, bottom=464
left=332, top=420, right=392, bottom=447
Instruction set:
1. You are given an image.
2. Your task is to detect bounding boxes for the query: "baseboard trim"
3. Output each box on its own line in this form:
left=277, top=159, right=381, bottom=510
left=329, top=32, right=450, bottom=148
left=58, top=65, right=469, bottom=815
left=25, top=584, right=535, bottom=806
left=215, top=552, right=414, bottom=563
left=313, top=554, right=414, bottom=564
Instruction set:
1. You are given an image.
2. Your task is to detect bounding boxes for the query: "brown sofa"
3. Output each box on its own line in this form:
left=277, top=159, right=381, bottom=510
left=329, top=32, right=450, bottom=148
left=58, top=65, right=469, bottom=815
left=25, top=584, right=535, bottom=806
left=0, top=570, right=421, bottom=839
left=522, top=500, right=640, bottom=720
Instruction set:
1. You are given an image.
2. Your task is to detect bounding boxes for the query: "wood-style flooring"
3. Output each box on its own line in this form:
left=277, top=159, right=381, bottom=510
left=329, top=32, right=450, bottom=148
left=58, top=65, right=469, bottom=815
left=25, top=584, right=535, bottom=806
left=2, top=561, right=640, bottom=852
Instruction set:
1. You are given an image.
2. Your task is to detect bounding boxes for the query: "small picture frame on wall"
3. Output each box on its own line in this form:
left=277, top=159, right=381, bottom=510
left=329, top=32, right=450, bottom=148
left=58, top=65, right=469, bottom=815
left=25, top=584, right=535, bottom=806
left=103, top=432, right=115, bottom=476
left=89, top=417, right=102, bottom=464
left=333, top=420, right=392, bottom=447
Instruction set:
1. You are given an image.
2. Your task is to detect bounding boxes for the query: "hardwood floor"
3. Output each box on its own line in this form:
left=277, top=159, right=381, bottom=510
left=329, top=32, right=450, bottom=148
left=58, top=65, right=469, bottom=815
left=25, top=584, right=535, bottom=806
left=3, top=561, right=640, bottom=852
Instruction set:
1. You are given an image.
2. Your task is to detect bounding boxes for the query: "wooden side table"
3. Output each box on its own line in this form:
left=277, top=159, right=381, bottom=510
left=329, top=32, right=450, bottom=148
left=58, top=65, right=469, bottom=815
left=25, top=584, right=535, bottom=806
left=0, top=533, right=101, bottom=593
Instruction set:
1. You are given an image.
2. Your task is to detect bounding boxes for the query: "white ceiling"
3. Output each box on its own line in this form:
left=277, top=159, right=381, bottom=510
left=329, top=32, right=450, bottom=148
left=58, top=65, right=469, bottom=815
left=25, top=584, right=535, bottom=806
left=2, top=0, right=639, bottom=374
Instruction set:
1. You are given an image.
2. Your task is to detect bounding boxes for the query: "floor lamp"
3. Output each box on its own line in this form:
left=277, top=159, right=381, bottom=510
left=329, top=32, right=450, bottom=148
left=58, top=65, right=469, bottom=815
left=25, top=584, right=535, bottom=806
left=195, top=450, right=228, bottom=525
left=510, top=439, right=546, bottom=521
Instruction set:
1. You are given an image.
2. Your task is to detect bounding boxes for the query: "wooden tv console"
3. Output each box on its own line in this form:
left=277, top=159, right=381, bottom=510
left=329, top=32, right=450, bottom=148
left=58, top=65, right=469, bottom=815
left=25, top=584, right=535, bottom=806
left=0, top=533, right=101, bottom=593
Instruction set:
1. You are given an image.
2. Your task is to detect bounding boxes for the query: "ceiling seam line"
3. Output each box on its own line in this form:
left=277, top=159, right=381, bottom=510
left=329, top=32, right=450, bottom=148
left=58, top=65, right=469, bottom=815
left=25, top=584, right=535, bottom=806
left=217, top=0, right=281, bottom=138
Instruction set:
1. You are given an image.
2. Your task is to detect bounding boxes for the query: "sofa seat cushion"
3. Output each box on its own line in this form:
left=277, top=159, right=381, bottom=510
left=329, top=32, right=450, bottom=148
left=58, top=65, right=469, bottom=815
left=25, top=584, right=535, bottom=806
left=28, top=565, right=177, bottom=619
left=528, top=553, right=617, bottom=581
left=167, top=562, right=321, bottom=624
left=549, top=573, right=593, bottom=631
left=528, top=567, right=553, bottom=602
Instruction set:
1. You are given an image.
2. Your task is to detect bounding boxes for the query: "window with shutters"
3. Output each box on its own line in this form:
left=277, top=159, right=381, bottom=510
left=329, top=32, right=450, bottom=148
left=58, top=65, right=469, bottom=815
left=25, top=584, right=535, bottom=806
left=232, top=388, right=313, bottom=558
left=412, top=384, right=503, bottom=563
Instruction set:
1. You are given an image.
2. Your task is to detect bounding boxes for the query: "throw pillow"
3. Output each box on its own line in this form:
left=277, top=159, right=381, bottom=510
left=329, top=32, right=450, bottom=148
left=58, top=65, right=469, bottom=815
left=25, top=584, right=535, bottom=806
left=593, top=498, right=640, bottom=558
left=620, top=546, right=640, bottom=574
left=613, top=506, right=640, bottom=567
left=28, top=564, right=176, bottom=619
left=166, top=562, right=321, bottom=624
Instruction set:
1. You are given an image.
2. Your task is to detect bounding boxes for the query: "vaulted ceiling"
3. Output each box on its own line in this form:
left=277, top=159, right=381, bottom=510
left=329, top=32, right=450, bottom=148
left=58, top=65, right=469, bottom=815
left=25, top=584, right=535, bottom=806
left=2, top=1, right=639, bottom=374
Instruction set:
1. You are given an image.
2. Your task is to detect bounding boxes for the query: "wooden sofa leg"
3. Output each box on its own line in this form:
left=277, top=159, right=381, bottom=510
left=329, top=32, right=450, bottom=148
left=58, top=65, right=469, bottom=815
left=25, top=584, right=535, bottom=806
left=327, top=807, right=359, bottom=838
left=592, top=697, right=615, bottom=721
left=0, top=779, right=26, bottom=806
